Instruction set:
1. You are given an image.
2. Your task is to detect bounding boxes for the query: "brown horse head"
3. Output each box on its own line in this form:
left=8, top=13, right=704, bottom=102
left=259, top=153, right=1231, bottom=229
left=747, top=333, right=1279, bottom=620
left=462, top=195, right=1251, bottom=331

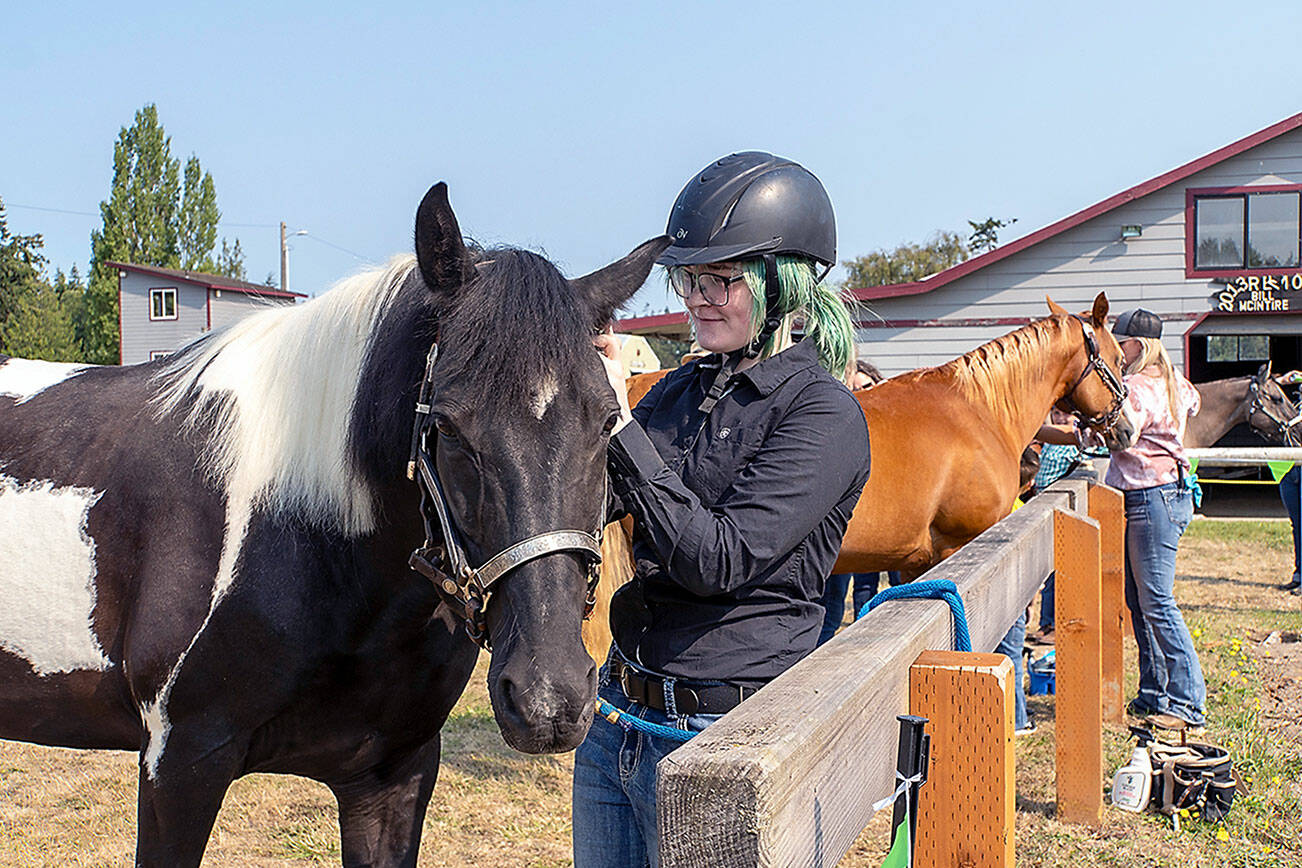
left=1047, top=293, right=1137, bottom=451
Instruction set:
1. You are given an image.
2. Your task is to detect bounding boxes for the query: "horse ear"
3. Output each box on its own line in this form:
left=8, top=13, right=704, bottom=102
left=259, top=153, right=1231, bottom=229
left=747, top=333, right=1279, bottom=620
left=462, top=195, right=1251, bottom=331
left=1258, top=360, right=1273, bottom=382
left=1046, top=296, right=1070, bottom=317
left=415, top=183, right=473, bottom=299
left=572, top=236, right=672, bottom=326
left=1090, top=292, right=1109, bottom=327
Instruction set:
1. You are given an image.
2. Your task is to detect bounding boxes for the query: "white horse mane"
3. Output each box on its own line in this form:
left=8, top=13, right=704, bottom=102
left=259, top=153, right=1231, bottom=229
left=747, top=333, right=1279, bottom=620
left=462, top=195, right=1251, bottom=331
left=155, top=255, right=417, bottom=537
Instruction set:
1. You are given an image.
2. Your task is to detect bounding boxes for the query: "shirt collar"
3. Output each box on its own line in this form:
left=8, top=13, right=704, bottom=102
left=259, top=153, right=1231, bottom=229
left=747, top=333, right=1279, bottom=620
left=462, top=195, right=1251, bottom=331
left=734, top=337, right=824, bottom=396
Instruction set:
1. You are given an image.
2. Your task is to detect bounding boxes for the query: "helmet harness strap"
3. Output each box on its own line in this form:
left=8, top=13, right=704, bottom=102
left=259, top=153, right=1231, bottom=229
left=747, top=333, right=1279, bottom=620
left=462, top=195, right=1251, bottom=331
left=699, top=253, right=783, bottom=414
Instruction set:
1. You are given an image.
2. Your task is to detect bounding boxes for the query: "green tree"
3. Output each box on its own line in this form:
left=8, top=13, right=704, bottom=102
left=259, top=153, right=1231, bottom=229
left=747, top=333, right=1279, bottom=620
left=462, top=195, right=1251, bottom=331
left=4, top=269, right=81, bottom=362
left=179, top=154, right=219, bottom=272
left=216, top=238, right=247, bottom=281
left=0, top=197, right=49, bottom=353
left=967, top=217, right=1018, bottom=254
left=841, top=230, right=970, bottom=288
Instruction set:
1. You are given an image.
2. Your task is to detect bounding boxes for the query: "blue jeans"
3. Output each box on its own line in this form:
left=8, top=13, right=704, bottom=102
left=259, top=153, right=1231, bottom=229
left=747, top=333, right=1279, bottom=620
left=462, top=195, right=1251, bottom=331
left=995, top=611, right=1029, bottom=729
left=1279, top=466, right=1300, bottom=575
left=1123, top=483, right=1206, bottom=726
left=817, top=572, right=898, bottom=645
left=572, top=666, right=722, bottom=867
left=1038, top=572, right=1055, bottom=629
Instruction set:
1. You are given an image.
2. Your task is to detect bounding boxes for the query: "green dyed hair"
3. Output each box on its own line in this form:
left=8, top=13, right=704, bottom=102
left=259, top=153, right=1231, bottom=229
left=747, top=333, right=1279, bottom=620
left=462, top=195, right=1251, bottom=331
left=738, top=255, right=856, bottom=382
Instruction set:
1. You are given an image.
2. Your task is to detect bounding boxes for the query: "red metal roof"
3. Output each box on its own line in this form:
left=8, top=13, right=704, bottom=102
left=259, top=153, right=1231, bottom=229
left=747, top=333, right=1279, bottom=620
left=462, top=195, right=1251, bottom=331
left=107, top=261, right=308, bottom=299
left=850, top=110, right=1302, bottom=302
left=614, top=310, right=690, bottom=336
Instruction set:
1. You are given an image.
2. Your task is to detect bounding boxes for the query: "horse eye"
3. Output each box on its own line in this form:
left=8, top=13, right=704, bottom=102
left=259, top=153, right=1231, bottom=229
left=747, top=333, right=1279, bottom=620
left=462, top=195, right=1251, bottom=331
left=602, top=412, right=620, bottom=435
left=435, top=418, right=459, bottom=441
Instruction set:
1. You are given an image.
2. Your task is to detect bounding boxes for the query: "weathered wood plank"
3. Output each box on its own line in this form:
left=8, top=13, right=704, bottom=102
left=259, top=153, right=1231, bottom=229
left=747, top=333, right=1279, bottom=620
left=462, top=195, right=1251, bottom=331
left=657, top=480, right=1090, bottom=867
left=911, top=651, right=1015, bottom=868
left=1088, top=483, right=1126, bottom=726
left=1054, top=508, right=1104, bottom=827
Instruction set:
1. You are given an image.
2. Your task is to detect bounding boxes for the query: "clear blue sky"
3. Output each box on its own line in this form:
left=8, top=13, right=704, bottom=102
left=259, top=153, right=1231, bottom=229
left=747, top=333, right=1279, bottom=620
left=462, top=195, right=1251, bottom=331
left=4, top=1, right=1301, bottom=315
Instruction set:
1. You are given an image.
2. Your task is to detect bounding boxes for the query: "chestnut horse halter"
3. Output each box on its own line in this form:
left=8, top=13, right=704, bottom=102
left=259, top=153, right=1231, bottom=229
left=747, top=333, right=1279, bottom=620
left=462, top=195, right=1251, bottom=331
left=405, top=343, right=604, bottom=649
left=1056, top=317, right=1129, bottom=432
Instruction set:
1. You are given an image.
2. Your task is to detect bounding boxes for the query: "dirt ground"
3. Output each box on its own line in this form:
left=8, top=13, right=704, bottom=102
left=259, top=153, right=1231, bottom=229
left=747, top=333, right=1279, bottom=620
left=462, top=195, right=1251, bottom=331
left=1, top=518, right=1299, bottom=867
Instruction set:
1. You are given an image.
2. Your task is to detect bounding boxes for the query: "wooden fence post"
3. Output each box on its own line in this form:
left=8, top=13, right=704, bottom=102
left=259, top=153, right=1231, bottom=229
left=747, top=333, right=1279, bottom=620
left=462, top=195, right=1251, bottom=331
left=1088, top=483, right=1125, bottom=727
left=1053, top=509, right=1103, bottom=827
left=910, top=650, right=1014, bottom=868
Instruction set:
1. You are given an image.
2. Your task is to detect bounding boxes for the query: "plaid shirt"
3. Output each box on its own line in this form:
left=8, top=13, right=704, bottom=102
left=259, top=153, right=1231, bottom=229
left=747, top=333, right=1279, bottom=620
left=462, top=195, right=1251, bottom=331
left=1034, top=443, right=1080, bottom=491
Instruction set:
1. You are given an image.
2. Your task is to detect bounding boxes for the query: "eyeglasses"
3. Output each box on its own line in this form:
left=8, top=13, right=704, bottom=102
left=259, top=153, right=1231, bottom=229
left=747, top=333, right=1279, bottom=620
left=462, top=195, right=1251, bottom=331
left=668, top=268, right=747, bottom=307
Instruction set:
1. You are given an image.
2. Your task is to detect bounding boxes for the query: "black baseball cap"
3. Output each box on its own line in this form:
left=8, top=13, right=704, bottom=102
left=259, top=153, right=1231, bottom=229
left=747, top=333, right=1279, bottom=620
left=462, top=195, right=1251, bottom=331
left=1113, top=308, right=1163, bottom=339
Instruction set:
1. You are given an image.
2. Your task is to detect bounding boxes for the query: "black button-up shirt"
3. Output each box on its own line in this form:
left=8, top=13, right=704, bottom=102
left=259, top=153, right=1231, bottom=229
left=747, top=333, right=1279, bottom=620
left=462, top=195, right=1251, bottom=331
left=606, top=337, right=870, bottom=688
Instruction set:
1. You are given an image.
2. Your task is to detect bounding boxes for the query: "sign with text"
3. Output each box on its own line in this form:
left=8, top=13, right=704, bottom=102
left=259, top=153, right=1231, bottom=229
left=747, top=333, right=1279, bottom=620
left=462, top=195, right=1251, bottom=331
left=1211, top=273, right=1302, bottom=312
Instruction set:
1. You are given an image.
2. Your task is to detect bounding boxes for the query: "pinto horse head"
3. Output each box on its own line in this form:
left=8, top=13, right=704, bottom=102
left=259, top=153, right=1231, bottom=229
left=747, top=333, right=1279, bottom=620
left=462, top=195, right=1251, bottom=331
left=1047, top=292, right=1137, bottom=451
left=410, top=183, right=668, bottom=753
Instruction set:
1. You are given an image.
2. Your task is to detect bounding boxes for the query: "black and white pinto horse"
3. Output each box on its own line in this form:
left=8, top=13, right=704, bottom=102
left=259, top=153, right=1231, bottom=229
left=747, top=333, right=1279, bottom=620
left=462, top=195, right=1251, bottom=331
left=0, top=183, right=667, bottom=867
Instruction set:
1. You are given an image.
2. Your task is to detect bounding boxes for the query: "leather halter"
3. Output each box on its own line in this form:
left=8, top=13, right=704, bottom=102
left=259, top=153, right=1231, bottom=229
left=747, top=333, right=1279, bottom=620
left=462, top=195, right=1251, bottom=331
left=405, top=343, right=604, bottom=649
left=1055, top=317, right=1129, bottom=432
left=1245, top=377, right=1302, bottom=445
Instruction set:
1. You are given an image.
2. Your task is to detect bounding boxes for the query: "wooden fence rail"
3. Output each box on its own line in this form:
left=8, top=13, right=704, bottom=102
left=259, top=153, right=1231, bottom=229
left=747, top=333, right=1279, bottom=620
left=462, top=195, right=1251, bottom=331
left=657, top=478, right=1100, bottom=868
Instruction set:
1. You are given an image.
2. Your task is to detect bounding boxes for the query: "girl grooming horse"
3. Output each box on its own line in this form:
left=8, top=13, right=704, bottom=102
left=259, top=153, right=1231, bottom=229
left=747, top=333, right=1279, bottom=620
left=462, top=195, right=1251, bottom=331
left=573, top=152, right=869, bottom=867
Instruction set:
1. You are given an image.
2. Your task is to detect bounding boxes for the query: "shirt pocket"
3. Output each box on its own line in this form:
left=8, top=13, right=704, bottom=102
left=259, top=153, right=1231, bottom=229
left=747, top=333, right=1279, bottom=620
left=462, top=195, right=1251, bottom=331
left=689, top=425, right=766, bottom=504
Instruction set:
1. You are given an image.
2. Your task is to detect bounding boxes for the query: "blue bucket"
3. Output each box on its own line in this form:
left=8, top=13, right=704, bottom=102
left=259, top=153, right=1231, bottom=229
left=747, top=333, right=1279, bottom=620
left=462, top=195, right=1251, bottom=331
left=1028, top=668, right=1056, bottom=695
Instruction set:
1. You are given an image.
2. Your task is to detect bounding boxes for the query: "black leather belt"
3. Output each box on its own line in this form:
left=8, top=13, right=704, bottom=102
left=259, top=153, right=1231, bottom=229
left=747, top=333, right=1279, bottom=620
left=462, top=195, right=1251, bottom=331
left=610, top=657, right=757, bottom=716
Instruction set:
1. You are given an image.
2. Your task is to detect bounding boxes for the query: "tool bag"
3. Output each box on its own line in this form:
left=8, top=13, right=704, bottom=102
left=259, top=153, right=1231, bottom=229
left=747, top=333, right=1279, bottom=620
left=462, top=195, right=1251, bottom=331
left=1148, top=741, right=1237, bottom=821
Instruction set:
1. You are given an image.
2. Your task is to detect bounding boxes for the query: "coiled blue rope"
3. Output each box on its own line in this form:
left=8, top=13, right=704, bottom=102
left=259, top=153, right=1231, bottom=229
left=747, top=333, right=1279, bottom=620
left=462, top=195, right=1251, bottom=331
left=596, top=696, right=696, bottom=742
left=857, top=578, right=972, bottom=652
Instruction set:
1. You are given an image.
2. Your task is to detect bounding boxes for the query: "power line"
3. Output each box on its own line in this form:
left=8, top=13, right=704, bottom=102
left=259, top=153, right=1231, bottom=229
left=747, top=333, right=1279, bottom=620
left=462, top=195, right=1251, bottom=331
left=297, top=233, right=376, bottom=264
left=6, top=202, right=98, bottom=217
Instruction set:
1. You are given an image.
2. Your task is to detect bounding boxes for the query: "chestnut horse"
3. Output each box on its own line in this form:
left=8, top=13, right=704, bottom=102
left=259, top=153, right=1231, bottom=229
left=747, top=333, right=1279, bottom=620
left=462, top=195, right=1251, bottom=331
left=582, top=293, right=1133, bottom=661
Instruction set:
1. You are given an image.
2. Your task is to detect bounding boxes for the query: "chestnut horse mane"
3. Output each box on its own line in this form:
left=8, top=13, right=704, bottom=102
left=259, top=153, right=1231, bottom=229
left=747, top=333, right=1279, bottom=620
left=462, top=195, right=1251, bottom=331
left=898, top=314, right=1075, bottom=432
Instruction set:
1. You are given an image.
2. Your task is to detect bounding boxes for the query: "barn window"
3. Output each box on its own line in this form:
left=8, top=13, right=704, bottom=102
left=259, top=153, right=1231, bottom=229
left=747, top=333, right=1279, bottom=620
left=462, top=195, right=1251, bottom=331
left=149, top=287, right=178, bottom=320
left=1206, top=335, right=1270, bottom=362
left=1192, top=190, right=1302, bottom=271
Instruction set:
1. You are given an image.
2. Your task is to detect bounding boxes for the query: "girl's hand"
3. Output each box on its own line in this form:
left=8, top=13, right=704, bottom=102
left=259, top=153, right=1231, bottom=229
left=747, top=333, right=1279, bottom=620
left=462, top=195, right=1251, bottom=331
left=593, top=327, right=632, bottom=435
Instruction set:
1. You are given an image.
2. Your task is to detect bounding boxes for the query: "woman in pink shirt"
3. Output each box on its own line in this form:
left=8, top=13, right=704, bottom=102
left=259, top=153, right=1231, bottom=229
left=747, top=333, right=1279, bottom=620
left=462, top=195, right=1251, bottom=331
left=1104, top=308, right=1206, bottom=731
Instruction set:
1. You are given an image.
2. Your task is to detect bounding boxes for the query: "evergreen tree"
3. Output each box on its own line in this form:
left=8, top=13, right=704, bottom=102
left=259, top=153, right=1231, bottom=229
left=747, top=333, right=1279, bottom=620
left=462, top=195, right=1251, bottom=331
left=4, top=269, right=81, bottom=362
left=216, top=237, right=247, bottom=281
left=0, top=196, right=50, bottom=354
left=179, top=155, right=219, bottom=272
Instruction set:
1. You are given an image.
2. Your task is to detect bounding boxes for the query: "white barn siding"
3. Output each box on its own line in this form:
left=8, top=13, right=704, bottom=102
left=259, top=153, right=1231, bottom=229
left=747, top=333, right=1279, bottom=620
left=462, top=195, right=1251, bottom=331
left=119, top=273, right=207, bottom=365
left=858, top=127, right=1302, bottom=377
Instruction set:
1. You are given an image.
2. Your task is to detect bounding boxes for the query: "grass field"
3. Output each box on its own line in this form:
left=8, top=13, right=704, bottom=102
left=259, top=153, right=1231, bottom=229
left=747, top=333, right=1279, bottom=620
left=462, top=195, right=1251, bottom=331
left=1, top=518, right=1300, bottom=866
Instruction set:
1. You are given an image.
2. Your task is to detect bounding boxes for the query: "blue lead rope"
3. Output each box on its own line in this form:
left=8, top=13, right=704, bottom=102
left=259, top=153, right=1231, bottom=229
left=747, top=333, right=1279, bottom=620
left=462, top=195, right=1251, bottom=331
left=596, top=696, right=696, bottom=742
left=857, top=578, right=972, bottom=653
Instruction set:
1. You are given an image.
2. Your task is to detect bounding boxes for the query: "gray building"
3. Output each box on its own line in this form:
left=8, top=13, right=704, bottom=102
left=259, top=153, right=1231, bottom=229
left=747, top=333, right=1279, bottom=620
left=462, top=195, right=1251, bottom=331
left=854, top=111, right=1302, bottom=384
left=111, top=262, right=305, bottom=365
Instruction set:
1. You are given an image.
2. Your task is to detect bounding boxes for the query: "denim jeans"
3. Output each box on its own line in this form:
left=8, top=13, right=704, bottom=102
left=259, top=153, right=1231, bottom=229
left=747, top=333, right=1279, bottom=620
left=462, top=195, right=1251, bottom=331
left=1038, top=572, right=1055, bottom=629
left=817, top=573, right=883, bottom=645
left=572, top=666, right=722, bottom=867
left=1279, top=466, right=1300, bottom=576
left=995, top=611, right=1029, bottom=730
left=1123, top=483, right=1206, bottom=725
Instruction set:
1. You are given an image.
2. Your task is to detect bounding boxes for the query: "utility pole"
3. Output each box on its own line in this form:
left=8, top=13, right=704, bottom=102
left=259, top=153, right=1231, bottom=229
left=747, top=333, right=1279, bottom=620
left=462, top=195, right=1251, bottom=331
left=280, top=221, right=289, bottom=294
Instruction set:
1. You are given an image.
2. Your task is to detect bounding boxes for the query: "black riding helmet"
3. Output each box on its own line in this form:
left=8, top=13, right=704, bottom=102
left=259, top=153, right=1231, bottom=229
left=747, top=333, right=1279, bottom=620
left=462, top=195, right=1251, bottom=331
left=660, top=152, right=835, bottom=368
left=657, top=151, right=836, bottom=268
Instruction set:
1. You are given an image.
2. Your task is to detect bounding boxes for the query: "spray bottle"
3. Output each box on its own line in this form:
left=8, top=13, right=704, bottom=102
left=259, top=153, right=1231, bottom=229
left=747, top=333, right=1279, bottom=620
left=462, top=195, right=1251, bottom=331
left=1111, top=727, right=1155, bottom=812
